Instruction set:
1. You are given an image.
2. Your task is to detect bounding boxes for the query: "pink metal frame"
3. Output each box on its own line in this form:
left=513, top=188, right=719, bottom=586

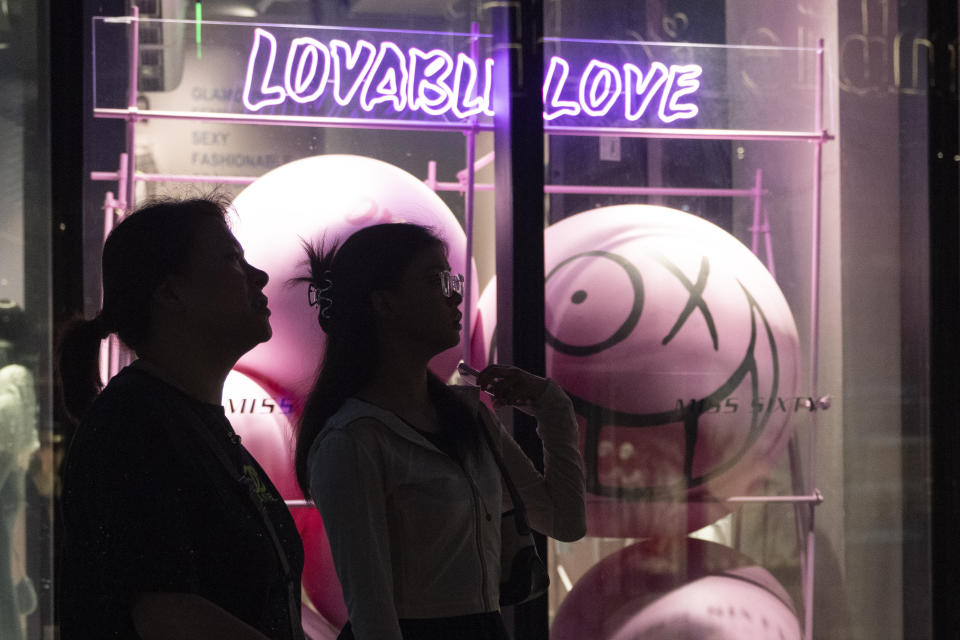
left=90, top=12, right=831, bottom=637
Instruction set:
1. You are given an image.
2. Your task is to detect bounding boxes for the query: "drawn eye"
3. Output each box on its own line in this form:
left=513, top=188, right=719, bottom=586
left=651, top=253, right=719, bottom=350
left=545, top=250, right=644, bottom=357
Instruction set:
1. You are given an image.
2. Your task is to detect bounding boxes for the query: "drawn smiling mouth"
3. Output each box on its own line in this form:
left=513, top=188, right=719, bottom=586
left=566, top=281, right=780, bottom=502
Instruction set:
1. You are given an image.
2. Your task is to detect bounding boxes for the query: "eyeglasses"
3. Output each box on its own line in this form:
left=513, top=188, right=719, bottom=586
left=438, top=271, right=464, bottom=298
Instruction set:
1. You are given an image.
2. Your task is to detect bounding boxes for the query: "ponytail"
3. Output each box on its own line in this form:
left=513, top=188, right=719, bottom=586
left=56, top=313, right=115, bottom=424
left=292, top=223, right=447, bottom=498
left=55, top=195, right=230, bottom=424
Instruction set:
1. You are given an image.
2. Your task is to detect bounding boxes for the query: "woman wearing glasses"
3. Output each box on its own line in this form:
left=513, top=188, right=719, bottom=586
left=293, top=223, right=586, bottom=640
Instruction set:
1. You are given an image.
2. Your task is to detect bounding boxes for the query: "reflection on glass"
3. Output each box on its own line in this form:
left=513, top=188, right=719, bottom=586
left=0, top=302, right=40, bottom=639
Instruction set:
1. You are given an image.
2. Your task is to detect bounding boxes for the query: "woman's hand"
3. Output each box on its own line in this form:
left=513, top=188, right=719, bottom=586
left=475, top=364, right=548, bottom=409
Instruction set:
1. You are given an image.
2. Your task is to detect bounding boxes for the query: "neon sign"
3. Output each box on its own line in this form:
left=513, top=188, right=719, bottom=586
left=242, top=28, right=701, bottom=124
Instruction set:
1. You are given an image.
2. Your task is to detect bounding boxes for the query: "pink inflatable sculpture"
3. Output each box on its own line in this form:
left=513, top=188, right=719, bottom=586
left=221, top=370, right=346, bottom=632
left=222, top=370, right=299, bottom=498
left=550, top=537, right=801, bottom=640
left=227, top=155, right=477, bottom=633
left=472, top=205, right=801, bottom=537
left=230, top=154, right=476, bottom=407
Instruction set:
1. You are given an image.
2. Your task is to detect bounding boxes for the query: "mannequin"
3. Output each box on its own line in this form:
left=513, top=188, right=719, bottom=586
left=0, top=300, right=38, bottom=639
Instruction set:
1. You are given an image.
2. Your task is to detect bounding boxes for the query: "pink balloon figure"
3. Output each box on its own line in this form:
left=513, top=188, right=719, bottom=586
left=222, top=370, right=346, bottom=632
left=222, top=370, right=299, bottom=499
left=228, top=155, right=479, bottom=633
left=231, top=154, right=477, bottom=408
left=551, top=537, right=801, bottom=640
left=472, top=205, right=801, bottom=537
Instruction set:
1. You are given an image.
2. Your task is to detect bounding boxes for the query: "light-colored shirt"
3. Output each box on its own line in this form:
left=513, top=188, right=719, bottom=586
left=308, top=380, right=586, bottom=640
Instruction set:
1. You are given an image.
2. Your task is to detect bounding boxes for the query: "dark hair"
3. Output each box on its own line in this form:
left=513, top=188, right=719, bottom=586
left=56, top=196, right=229, bottom=422
left=292, top=223, right=477, bottom=497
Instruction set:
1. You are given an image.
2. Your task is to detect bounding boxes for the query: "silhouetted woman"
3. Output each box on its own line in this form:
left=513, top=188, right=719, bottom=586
left=58, top=197, right=304, bottom=640
left=294, top=223, right=586, bottom=640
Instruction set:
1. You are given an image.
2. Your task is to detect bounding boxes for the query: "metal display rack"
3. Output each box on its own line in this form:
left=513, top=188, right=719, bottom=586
left=90, top=8, right=834, bottom=639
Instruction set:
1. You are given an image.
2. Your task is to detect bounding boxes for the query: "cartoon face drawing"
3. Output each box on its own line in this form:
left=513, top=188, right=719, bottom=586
left=473, top=205, right=801, bottom=537
left=230, top=154, right=476, bottom=406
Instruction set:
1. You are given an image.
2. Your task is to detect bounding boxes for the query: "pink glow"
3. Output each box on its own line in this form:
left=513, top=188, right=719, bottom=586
left=241, top=28, right=702, bottom=124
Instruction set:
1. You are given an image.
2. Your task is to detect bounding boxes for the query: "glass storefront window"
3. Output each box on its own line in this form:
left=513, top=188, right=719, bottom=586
left=73, top=2, right=951, bottom=639
left=1, top=1, right=54, bottom=639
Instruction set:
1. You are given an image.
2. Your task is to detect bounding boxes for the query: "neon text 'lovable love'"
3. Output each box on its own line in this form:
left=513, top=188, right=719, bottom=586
left=242, top=28, right=702, bottom=124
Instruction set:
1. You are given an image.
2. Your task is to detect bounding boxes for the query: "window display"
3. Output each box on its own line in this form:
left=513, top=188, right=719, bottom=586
left=76, top=2, right=946, bottom=640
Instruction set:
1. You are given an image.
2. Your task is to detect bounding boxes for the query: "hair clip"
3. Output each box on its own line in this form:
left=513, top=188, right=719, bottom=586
left=308, top=271, right=334, bottom=322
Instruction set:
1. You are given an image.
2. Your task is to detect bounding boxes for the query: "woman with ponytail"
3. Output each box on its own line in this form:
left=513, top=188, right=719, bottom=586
left=58, top=197, right=303, bottom=640
left=293, top=223, right=586, bottom=640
